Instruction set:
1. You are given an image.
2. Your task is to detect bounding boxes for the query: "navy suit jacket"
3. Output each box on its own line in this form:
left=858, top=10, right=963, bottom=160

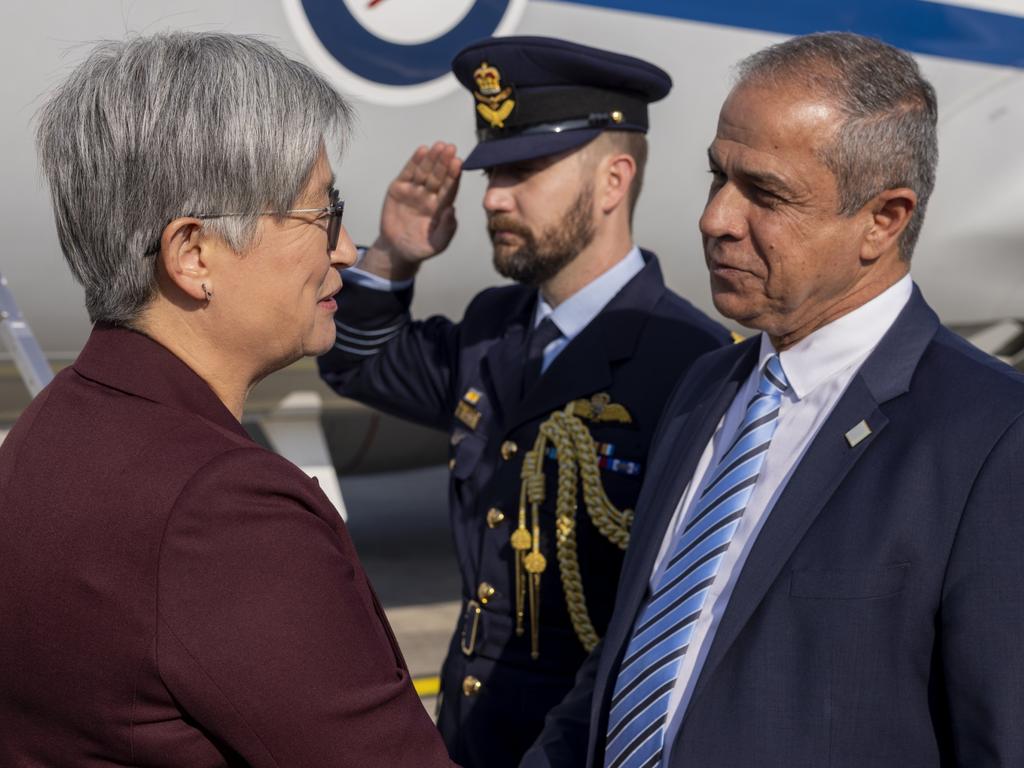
left=524, top=287, right=1024, bottom=767
left=0, top=325, right=455, bottom=767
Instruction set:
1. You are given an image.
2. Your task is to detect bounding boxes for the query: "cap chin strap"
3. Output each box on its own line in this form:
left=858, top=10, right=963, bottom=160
left=477, top=113, right=646, bottom=142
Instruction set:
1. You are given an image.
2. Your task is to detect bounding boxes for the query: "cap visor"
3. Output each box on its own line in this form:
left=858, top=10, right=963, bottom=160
left=462, top=128, right=601, bottom=170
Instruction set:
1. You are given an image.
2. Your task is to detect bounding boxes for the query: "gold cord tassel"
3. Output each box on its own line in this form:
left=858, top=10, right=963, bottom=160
left=524, top=499, right=547, bottom=659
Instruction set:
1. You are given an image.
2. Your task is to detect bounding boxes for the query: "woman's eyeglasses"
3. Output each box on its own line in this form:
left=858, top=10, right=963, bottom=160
left=268, top=187, right=345, bottom=253
left=145, top=188, right=345, bottom=255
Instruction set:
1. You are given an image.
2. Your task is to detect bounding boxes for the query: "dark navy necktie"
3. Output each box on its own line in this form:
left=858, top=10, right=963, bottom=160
left=522, top=317, right=562, bottom=394
left=604, top=354, right=790, bottom=768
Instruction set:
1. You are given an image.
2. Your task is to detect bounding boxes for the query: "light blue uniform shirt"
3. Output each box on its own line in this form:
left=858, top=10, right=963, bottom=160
left=532, top=245, right=645, bottom=372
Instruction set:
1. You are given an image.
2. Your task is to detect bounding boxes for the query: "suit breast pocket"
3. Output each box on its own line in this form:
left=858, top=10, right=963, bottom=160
left=789, top=563, right=910, bottom=600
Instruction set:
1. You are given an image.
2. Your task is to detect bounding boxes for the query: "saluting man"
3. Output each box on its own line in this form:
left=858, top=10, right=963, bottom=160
left=318, top=36, right=729, bottom=768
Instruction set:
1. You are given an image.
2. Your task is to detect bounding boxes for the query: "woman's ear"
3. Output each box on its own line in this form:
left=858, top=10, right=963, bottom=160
left=157, top=217, right=213, bottom=302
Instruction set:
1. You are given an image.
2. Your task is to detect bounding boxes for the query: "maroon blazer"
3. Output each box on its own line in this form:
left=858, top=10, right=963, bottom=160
left=0, top=324, right=456, bottom=767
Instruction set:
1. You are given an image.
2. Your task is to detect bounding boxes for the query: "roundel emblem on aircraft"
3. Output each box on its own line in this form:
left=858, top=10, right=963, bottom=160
left=282, top=0, right=529, bottom=106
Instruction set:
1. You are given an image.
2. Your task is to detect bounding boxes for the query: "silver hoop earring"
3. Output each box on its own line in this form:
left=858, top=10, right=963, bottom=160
left=202, top=283, right=213, bottom=301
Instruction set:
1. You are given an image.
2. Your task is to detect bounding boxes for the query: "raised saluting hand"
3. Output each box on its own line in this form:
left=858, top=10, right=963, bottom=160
left=361, top=141, right=463, bottom=281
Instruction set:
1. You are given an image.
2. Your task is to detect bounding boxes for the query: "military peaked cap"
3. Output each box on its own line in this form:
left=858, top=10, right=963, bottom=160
left=451, top=36, right=672, bottom=170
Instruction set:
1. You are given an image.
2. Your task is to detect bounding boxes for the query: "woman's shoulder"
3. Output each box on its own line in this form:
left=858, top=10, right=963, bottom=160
left=176, top=441, right=337, bottom=518
left=158, top=442, right=352, bottom=590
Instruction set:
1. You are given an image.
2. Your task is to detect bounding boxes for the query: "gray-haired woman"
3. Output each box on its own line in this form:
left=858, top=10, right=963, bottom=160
left=0, top=32, right=456, bottom=767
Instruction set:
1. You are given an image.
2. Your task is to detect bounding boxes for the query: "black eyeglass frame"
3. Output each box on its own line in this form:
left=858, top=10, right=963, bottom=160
left=144, top=188, right=345, bottom=255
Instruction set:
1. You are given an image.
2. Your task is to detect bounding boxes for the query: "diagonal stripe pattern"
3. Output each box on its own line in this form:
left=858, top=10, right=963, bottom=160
left=603, top=354, right=789, bottom=768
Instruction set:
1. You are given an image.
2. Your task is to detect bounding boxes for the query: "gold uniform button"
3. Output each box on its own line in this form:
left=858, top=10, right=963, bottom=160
left=500, top=440, right=518, bottom=461
left=462, top=675, right=482, bottom=696
left=448, top=457, right=457, bottom=471
left=486, top=508, right=506, bottom=528
left=477, top=582, right=496, bottom=604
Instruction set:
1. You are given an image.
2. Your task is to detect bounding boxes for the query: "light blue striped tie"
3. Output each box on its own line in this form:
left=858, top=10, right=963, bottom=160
left=604, top=354, right=790, bottom=768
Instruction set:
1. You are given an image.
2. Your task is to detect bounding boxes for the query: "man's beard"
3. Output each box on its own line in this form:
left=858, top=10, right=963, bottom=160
left=487, top=185, right=596, bottom=287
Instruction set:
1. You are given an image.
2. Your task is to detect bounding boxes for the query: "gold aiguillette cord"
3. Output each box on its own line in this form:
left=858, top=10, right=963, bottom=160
left=514, top=443, right=548, bottom=654
left=523, top=500, right=547, bottom=659
left=511, top=480, right=532, bottom=636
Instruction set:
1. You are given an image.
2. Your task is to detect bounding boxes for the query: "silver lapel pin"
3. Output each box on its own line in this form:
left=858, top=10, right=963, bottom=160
left=845, top=419, right=872, bottom=448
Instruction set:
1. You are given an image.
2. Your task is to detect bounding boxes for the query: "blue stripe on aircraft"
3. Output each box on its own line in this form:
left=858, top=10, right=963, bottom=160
left=301, top=0, right=512, bottom=85
left=550, top=0, right=1024, bottom=69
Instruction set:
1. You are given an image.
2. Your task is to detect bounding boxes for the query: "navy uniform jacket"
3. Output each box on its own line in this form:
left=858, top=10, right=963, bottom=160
left=318, top=252, right=729, bottom=767
left=523, top=287, right=1024, bottom=767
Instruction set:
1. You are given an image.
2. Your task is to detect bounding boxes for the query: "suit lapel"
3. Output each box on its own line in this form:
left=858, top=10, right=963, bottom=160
left=611, top=343, right=759, bottom=635
left=479, top=295, right=533, bottom=425
left=481, top=324, right=527, bottom=425
left=684, top=376, right=888, bottom=716
left=682, top=286, right=941, bottom=721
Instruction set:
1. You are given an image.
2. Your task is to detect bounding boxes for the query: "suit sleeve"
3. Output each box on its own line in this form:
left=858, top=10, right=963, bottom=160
left=941, top=413, right=1024, bottom=766
left=520, top=639, right=604, bottom=767
left=156, top=447, right=457, bottom=768
left=317, top=280, right=460, bottom=431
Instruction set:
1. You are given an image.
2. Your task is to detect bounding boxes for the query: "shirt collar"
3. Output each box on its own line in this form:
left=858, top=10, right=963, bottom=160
left=758, top=274, right=914, bottom=400
left=533, top=245, right=645, bottom=341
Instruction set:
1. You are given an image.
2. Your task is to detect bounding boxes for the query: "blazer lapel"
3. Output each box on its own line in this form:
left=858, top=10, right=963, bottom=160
left=683, top=285, right=941, bottom=721
left=683, top=376, right=888, bottom=718
left=481, top=325, right=526, bottom=425
left=611, top=343, right=759, bottom=634
left=479, top=295, right=533, bottom=425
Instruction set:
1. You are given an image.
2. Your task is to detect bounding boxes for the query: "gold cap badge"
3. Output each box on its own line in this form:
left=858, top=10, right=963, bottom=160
left=474, top=61, right=502, bottom=96
left=473, top=60, right=515, bottom=129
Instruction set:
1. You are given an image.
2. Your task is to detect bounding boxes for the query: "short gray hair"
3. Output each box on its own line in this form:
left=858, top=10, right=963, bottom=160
left=737, top=32, right=938, bottom=261
left=36, top=32, right=353, bottom=325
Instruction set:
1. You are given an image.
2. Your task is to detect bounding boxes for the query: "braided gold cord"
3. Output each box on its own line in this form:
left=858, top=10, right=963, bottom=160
left=521, top=446, right=546, bottom=504
left=562, top=416, right=634, bottom=544
left=514, top=407, right=633, bottom=654
left=515, top=442, right=547, bottom=637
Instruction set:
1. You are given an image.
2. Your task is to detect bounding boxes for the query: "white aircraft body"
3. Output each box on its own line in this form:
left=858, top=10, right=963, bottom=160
left=2, top=0, right=1023, bottom=484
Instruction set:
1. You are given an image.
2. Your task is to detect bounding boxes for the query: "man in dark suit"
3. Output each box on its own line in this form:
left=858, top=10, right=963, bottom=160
left=318, top=37, right=729, bottom=768
left=524, top=32, right=1024, bottom=768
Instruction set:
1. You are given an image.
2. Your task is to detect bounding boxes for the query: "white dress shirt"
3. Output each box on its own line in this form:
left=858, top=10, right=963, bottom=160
left=651, top=274, right=913, bottom=763
left=344, top=245, right=646, bottom=373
